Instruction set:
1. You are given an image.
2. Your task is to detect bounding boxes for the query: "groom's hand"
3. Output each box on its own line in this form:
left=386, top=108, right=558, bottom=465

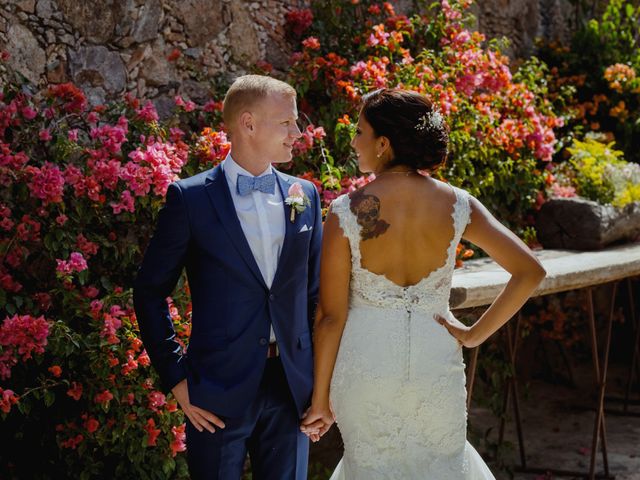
left=171, top=379, right=226, bottom=433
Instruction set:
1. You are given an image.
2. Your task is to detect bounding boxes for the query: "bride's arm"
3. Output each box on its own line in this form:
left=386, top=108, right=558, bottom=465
left=439, top=196, right=546, bottom=348
left=301, top=210, right=351, bottom=437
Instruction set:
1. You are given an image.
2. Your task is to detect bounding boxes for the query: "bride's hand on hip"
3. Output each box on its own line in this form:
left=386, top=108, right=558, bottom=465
left=434, top=314, right=479, bottom=348
left=300, top=401, right=335, bottom=442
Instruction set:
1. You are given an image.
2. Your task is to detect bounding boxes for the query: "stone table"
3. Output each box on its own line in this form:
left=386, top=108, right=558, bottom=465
left=450, top=242, right=640, bottom=480
left=450, top=242, right=640, bottom=310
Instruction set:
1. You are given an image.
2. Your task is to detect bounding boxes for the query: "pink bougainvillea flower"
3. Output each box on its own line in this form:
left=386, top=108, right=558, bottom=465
left=0, top=314, right=50, bottom=380
left=170, top=423, right=187, bottom=457
left=0, top=388, right=19, bottom=413
left=56, top=252, right=88, bottom=276
left=26, top=163, right=65, bottom=205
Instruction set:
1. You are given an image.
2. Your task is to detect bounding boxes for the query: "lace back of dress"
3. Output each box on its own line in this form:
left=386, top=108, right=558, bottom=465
left=330, top=187, right=472, bottom=311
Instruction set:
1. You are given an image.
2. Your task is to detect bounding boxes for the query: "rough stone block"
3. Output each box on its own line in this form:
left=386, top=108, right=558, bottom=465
left=536, top=197, right=640, bottom=250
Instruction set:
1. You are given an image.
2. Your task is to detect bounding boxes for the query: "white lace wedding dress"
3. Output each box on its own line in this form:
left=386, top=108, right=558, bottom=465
left=328, top=187, right=495, bottom=479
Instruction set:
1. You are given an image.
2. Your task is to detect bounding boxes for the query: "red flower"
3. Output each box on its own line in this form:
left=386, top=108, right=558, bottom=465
left=170, top=423, right=186, bottom=456
left=167, top=49, right=181, bottom=62
left=21, top=106, right=37, bottom=120
left=38, top=129, right=52, bottom=142
left=60, top=434, right=84, bottom=449
left=67, top=382, right=83, bottom=401
left=0, top=388, right=19, bottom=413
left=195, top=128, right=231, bottom=165
left=130, top=337, right=143, bottom=352
left=144, top=418, right=161, bottom=446
left=48, top=365, right=62, bottom=377
left=137, top=350, right=151, bottom=367
left=47, top=83, right=87, bottom=113
left=285, top=8, right=313, bottom=37
left=302, top=37, right=320, bottom=51
left=84, top=417, right=99, bottom=433
left=255, top=60, right=273, bottom=74
left=76, top=234, right=99, bottom=257
left=94, top=389, right=114, bottom=405
left=26, top=163, right=65, bottom=205
left=0, top=314, right=50, bottom=380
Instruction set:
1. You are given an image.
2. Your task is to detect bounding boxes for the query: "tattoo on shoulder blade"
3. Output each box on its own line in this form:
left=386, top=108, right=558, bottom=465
left=350, top=190, right=390, bottom=240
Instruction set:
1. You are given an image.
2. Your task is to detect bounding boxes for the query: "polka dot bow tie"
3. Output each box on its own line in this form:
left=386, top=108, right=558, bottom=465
left=236, top=173, right=276, bottom=196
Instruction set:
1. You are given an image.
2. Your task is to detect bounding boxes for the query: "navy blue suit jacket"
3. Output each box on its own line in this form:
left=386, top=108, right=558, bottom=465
left=133, top=165, right=322, bottom=418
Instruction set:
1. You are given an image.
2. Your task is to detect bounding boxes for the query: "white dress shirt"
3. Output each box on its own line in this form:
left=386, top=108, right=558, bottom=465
left=222, top=154, right=285, bottom=342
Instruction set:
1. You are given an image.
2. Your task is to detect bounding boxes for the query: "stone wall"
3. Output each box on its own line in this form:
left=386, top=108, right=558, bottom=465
left=0, top=0, right=305, bottom=110
left=0, top=0, right=579, bottom=108
left=472, top=0, right=578, bottom=58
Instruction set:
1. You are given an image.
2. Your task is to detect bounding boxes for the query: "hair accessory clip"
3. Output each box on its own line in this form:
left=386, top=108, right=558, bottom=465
left=415, top=110, right=444, bottom=132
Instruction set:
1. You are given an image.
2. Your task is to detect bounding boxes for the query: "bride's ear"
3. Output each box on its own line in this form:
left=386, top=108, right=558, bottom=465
left=376, top=135, right=392, bottom=159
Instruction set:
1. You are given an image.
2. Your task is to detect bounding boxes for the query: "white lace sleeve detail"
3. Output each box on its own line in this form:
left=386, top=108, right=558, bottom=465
left=330, top=194, right=361, bottom=265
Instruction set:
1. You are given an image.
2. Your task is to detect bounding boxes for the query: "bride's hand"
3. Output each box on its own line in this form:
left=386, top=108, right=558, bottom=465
left=300, top=402, right=335, bottom=442
left=434, top=314, right=479, bottom=348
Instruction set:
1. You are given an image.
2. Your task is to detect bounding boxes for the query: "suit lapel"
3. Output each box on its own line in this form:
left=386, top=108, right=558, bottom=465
left=204, top=165, right=267, bottom=289
left=273, top=170, right=296, bottom=287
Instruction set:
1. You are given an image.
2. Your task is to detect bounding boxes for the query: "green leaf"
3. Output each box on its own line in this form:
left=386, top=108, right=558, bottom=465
left=44, top=390, right=55, bottom=407
left=626, top=3, right=634, bottom=18
left=17, top=400, right=31, bottom=415
left=162, top=456, right=176, bottom=476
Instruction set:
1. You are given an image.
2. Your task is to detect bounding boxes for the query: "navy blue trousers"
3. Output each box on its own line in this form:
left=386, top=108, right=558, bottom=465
left=185, top=358, right=309, bottom=480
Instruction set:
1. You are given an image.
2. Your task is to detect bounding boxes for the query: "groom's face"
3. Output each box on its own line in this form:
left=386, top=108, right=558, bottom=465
left=252, top=92, right=301, bottom=164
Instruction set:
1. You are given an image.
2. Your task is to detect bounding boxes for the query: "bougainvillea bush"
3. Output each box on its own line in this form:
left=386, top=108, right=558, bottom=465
left=0, top=1, right=566, bottom=478
left=285, top=0, right=565, bottom=231
left=0, top=68, right=208, bottom=478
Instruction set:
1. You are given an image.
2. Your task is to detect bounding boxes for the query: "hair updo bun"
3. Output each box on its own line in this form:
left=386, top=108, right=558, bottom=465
left=360, top=88, right=449, bottom=172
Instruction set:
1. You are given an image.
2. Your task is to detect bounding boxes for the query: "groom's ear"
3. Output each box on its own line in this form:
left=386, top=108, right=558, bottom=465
left=239, top=111, right=255, bottom=135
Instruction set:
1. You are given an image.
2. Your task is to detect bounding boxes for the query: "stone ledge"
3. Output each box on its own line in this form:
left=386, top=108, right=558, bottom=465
left=450, top=242, right=640, bottom=309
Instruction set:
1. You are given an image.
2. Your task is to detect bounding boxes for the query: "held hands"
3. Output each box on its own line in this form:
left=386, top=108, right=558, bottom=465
left=300, top=400, right=335, bottom=443
left=171, top=379, right=226, bottom=433
left=434, top=314, right=481, bottom=348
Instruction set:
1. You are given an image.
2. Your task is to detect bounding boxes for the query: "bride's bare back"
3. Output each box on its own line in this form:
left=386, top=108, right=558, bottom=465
left=350, top=174, right=458, bottom=287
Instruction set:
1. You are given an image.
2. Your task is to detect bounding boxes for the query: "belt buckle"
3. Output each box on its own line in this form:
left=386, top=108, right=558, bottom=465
left=267, top=342, right=279, bottom=358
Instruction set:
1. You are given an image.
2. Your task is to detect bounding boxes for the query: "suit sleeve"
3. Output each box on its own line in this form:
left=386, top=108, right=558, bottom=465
left=133, top=182, right=190, bottom=393
left=307, top=185, right=323, bottom=333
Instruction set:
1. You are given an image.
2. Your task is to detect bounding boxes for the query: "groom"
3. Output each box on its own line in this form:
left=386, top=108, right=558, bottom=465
left=133, top=75, right=322, bottom=479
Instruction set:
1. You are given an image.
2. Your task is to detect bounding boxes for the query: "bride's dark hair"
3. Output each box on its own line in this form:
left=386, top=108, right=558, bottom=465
left=360, top=88, right=449, bottom=172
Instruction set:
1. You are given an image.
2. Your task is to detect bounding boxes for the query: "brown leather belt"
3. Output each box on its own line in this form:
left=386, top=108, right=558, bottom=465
left=267, top=342, right=279, bottom=358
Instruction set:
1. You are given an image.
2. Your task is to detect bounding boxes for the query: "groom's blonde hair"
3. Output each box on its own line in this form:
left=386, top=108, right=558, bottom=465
left=223, top=75, right=297, bottom=132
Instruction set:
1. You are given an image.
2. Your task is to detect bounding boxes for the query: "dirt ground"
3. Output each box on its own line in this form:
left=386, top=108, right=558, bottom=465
left=471, top=360, right=640, bottom=480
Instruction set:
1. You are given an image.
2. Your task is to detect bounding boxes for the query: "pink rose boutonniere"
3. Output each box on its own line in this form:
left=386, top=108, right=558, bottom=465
left=285, top=182, right=310, bottom=222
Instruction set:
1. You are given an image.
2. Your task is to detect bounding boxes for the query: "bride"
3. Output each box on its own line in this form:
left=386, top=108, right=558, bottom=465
left=300, top=88, right=546, bottom=479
